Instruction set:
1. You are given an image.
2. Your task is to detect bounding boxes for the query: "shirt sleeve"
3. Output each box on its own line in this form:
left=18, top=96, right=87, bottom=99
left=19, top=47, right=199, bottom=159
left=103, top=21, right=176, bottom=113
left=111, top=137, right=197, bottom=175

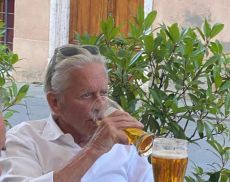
left=0, top=133, right=54, bottom=182
left=127, top=146, right=154, bottom=182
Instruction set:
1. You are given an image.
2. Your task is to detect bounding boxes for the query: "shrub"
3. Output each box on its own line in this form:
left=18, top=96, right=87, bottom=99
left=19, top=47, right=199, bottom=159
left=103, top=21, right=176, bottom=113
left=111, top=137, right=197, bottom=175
left=76, top=7, right=230, bottom=181
left=0, top=21, right=29, bottom=126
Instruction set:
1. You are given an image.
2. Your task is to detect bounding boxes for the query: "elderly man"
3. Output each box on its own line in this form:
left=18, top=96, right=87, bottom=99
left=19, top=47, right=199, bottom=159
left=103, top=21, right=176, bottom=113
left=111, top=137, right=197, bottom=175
left=0, top=45, right=153, bottom=181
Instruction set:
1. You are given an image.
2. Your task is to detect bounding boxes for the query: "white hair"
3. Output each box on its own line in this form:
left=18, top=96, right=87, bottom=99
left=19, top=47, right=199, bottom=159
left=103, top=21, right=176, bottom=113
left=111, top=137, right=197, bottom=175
left=44, top=46, right=108, bottom=95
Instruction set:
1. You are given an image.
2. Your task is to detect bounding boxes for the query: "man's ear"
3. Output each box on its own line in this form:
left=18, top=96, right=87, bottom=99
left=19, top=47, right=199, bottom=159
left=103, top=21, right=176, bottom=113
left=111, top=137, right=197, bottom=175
left=46, top=92, right=61, bottom=114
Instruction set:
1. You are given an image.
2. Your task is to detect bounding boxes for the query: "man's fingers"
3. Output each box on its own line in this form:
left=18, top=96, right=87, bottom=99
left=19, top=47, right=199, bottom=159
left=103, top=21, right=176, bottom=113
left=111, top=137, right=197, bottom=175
left=102, top=114, right=144, bottom=129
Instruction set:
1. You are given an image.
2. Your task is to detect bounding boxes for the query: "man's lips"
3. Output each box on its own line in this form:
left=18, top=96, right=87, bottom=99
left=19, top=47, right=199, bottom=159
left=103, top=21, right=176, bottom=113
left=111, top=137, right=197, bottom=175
left=87, top=118, right=99, bottom=126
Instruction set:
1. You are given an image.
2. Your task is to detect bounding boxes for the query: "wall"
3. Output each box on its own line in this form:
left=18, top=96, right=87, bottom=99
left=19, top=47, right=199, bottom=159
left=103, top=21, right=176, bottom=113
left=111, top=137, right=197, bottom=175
left=12, top=0, right=154, bottom=82
left=153, top=0, right=230, bottom=51
left=13, top=1, right=230, bottom=82
left=13, top=0, right=50, bottom=82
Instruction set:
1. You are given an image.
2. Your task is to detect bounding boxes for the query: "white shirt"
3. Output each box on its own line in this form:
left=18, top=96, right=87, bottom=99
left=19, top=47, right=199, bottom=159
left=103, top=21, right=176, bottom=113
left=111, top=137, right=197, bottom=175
left=0, top=116, right=153, bottom=182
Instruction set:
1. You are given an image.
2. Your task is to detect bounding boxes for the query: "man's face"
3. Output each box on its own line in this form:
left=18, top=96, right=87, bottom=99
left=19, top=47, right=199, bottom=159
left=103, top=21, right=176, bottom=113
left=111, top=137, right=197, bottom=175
left=55, top=62, right=108, bottom=143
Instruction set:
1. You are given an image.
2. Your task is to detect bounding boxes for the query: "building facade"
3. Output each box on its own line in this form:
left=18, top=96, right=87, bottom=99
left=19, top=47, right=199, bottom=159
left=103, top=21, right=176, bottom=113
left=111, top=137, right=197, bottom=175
left=2, top=0, right=229, bottom=82
left=10, top=0, right=152, bottom=82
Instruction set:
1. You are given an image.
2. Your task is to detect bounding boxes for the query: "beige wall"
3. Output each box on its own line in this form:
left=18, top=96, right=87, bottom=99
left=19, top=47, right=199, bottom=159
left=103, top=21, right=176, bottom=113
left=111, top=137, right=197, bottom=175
left=153, top=0, right=230, bottom=51
left=13, top=0, right=50, bottom=82
left=14, top=0, right=229, bottom=82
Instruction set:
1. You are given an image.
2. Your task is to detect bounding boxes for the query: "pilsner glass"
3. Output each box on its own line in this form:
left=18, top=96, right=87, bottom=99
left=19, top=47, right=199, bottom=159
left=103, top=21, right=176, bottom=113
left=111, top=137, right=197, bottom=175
left=151, top=138, right=188, bottom=182
left=90, top=96, right=154, bottom=156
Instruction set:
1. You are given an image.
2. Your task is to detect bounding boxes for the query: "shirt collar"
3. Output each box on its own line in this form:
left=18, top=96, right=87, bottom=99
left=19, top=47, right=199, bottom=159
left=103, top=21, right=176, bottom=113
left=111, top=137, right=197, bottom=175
left=42, top=115, right=65, bottom=141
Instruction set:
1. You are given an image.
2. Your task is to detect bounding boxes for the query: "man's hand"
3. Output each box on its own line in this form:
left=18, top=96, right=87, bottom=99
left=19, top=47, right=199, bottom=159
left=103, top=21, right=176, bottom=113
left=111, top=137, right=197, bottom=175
left=54, top=110, right=143, bottom=182
left=87, top=110, right=144, bottom=154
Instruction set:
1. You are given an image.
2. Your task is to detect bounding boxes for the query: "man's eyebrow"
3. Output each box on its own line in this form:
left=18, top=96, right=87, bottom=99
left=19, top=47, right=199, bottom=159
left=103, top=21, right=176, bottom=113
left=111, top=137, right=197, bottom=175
left=79, top=89, right=90, bottom=93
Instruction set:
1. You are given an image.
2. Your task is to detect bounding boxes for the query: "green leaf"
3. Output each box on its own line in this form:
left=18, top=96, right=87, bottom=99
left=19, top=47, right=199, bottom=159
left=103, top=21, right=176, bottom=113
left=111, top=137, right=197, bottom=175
left=184, top=39, right=193, bottom=56
left=219, top=80, right=230, bottom=92
left=209, top=41, right=223, bottom=54
left=219, top=173, right=229, bottom=182
left=207, top=139, right=224, bottom=155
left=0, top=77, right=5, bottom=86
left=204, top=122, right=213, bottom=140
left=173, top=106, right=187, bottom=114
left=188, top=93, right=199, bottom=104
left=11, top=54, right=19, bottom=64
left=136, top=6, right=144, bottom=26
left=129, top=22, right=141, bottom=38
left=221, top=169, right=230, bottom=179
left=223, top=147, right=230, bottom=160
left=203, top=55, right=217, bottom=68
left=143, top=11, right=157, bottom=30
left=15, top=84, right=29, bottom=104
left=143, top=35, right=154, bottom=53
left=76, top=33, right=98, bottom=45
left=214, top=65, right=222, bottom=88
left=101, top=22, right=107, bottom=36
left=204, top=19, right=211, bottom=38
left=197, top=120, right=204, bottom=138
left=168, top=121, right=186, bottom=139
left=164, top=99, right=175, bottom=108
left=168, top=23, right=180, bottom=42
left=12, top=81, right=18, bottom=97
left=4, top=110, right=15, bottom=119
left=225, top=93, right=230, bottom=116
left=191, top=46, right=206, bottom=58
left=150, top=89, right=162, bottom=106
left=195, top=166, right=204, bottom=175
left=208, top=171, right=221, bottom=182
left=184, top=176, right=196, bottom=182
left=100, top=16, right=118, bottom=41
left=196, top=27, right=205, bottom=41
left=210, top=23, right=224, bottom=39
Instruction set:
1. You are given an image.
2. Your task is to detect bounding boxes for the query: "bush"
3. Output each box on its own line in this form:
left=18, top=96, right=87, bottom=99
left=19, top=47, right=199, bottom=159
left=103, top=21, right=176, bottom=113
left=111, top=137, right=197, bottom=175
left=76, top=7, right=230, bottom=181
left=0, top=21, right=29, bottom=126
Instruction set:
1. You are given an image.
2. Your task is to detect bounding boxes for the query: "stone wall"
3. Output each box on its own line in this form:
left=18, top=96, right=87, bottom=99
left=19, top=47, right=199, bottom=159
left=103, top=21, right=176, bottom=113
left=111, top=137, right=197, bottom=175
left=13, top=0, right=50, bottom=82
left=153, top=0, right=230, bottom=51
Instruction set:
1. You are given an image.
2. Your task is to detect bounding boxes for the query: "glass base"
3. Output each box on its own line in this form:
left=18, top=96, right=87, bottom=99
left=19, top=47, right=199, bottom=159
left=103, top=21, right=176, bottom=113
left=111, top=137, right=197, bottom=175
left=135, top=133, right=154, bottom=157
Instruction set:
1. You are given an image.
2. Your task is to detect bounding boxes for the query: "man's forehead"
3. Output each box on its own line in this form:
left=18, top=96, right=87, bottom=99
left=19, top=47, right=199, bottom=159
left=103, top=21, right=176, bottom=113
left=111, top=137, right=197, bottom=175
left=69, top=68, right=108, bottom=89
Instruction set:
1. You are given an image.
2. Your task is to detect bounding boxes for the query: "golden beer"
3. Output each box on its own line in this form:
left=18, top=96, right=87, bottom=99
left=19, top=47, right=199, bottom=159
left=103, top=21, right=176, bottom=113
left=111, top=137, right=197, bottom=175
left=91, top=97, right=154, bottom=156
left=151, top=138, right=188, bottom=182
left=124, top=128, right=154, bottom=156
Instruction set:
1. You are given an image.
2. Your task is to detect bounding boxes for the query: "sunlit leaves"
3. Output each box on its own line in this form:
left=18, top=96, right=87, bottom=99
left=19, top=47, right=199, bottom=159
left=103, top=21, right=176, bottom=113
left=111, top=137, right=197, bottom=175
left=0, top=23, right=29, bottom=121
left=75, top=10, right=230, bottom=182
left=143, top=11, right=157, bottom=31
left=210, top=23, right=224, bottom=39
left=143, top=35, right=154, bottom=54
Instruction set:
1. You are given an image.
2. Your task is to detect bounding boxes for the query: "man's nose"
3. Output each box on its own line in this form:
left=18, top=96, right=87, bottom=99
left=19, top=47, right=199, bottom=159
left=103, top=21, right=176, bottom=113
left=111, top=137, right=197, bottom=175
left=95, top=95, right=106, bottom=105
left=90, top=96, right=107, bottom=120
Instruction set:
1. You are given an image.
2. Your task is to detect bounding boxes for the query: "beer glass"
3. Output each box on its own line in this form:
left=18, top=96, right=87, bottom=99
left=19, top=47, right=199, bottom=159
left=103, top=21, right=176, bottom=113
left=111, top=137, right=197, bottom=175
left=90, top=96, right=154, bottom=156
left=151, top=138, right=188, bottom=182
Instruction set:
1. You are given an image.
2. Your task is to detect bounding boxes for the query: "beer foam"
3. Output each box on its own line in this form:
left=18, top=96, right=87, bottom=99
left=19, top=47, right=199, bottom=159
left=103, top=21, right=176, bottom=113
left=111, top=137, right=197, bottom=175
left=152, top=150, right=188, bottom=159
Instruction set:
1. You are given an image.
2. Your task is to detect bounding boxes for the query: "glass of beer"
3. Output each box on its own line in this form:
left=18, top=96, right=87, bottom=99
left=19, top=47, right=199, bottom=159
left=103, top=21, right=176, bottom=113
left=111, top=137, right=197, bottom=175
left=151, top=138, right=188, bottom=182
left=90, top=96, right=154, bottom=156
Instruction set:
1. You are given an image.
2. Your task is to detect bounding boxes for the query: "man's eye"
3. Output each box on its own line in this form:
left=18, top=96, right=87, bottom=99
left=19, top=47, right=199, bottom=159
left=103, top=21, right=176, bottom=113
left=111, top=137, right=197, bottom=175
left=100, top=90, right=108, bottom=96
left=81, top=93, right=92, bottom=99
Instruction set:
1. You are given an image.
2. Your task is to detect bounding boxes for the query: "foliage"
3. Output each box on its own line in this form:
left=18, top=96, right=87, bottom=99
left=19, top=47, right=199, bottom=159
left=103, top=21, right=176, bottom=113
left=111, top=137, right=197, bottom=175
left=76, top=7, right=230, bottom=181
left=185, top=137, right=230, bottom=182
left=0, top=21, right=29, bottom=126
